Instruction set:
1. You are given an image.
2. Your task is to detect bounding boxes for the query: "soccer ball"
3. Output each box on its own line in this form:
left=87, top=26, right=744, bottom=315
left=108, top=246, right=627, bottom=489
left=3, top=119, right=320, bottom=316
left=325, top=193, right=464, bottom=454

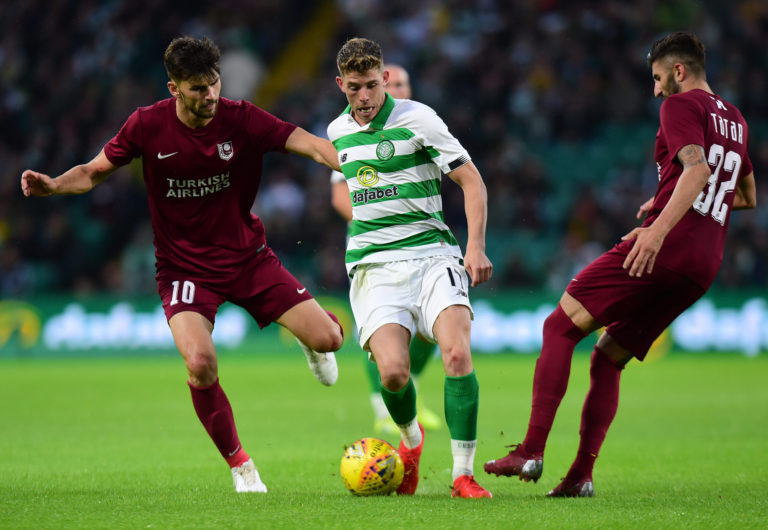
left=340, top=437, right=404, bottom=496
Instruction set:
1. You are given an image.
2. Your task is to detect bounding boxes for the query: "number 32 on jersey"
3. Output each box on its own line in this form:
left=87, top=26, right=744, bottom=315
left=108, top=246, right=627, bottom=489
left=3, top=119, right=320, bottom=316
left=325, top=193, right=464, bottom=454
left=692, top=143, right=742, bottom=226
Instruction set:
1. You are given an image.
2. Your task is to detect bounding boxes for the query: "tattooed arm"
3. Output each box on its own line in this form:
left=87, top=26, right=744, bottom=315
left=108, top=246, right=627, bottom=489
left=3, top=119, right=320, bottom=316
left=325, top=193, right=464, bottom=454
left=621, top=144, right=712, bottom=277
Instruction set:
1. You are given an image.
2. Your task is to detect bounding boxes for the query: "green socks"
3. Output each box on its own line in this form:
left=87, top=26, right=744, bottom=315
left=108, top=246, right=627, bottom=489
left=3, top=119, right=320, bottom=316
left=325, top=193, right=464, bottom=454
left=380, top=377, right=417, bottom=425
left=444, top=371, right=479, bottom=441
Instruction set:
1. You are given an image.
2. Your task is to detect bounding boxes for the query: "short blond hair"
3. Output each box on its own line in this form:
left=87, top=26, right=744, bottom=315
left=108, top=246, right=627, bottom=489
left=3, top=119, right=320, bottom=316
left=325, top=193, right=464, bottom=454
left=336, top=37, right=383, bottom=76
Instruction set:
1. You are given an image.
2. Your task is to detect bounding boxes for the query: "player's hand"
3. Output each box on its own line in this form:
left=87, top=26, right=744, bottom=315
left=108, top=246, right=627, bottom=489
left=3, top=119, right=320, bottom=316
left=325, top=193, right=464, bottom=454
left=636, top=197, right=654, bottom=220
left=464, top=247, right=492, bottom=287
left=21, top=170, right=56, bottom=197
left=621, top=226, right=664, bottom=277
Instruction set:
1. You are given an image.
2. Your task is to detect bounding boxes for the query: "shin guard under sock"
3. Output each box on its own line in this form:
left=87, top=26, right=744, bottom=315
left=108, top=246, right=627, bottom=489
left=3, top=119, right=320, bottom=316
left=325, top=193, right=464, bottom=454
left=570, top=347, right=622, bottom=477
left=523, top=305, right=587, bottom=455
left=188, top=379, right=246, bottom=466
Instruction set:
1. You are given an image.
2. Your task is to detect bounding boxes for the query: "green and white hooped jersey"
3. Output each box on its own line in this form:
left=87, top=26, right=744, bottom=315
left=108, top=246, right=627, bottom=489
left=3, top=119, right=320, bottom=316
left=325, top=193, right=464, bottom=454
left=327, top=94, right=470, bottom=276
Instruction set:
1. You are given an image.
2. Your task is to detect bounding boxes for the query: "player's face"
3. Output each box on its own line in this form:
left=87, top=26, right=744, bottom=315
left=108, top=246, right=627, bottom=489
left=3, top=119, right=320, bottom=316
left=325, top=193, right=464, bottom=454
left=170, top=72, right=221, bottom=126
left=651, top=60, right=682, bottom=98
left=384, top=66, right=411, bottom=99
left=336, top=68, right=389, bottom=125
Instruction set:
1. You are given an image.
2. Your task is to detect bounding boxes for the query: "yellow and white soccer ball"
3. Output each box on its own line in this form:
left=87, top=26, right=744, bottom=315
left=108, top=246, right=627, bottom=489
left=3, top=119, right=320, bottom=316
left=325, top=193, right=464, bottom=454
left=340, top=437, right=404, bottom=496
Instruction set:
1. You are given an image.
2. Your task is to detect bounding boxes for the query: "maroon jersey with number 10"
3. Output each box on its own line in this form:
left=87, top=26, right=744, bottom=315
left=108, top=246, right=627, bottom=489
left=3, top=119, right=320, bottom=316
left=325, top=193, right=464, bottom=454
left=615, top=89, right=753, bottom=289
left=104, top=97, right=297, bottom=278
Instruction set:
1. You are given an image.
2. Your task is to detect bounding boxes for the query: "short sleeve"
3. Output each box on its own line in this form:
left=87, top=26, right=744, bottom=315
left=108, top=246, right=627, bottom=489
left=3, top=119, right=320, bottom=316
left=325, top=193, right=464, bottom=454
left=104, top=110, right=143, bottom=166
left=660, top=96, right=705, bottom=162
left=412, top=105, right=470, bottom=174
left=330, top=170, right=346, bottom=184
left=245, top=103, right=297, bottom=153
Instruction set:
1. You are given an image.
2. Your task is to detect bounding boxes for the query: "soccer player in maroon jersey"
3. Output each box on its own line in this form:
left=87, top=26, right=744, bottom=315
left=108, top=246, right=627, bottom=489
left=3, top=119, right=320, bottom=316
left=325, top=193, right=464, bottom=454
left=484, top=31, right=757, bottom=497
left=21, top=36, right=344, bottom=493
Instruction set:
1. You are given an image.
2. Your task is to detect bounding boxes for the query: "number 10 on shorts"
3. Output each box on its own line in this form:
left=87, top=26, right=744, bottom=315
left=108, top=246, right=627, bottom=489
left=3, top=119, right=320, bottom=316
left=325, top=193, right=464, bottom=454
left=170, top=280, right=196, bottom=305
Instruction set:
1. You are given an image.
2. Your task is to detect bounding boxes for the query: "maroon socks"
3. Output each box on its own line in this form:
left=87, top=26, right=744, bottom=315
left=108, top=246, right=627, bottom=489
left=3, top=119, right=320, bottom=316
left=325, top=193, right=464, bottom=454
left=523, top=305, right=586, bottom=455
left=569, top=347, right=622, bottom=478
left=188, top=378, right=249, bottom=468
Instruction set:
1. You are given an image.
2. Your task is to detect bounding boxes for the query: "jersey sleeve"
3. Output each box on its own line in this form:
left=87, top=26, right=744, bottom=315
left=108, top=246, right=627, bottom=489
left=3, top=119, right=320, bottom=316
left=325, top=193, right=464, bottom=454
left=660, top=95, right=706, bottom=162
left=245, top=103, right=297, bottom=153
left=104, top=110, right=143, bottom=166
left=738, top=115, right=754, bottom=178
left=329, top=170, right=346, bottom=184
left=413, top=104, right=471, bottom=174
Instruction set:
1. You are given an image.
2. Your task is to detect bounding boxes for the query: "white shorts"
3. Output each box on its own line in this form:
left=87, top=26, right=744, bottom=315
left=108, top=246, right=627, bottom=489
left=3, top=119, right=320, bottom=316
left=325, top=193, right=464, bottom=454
left=350, top=256, right=473, bottom=351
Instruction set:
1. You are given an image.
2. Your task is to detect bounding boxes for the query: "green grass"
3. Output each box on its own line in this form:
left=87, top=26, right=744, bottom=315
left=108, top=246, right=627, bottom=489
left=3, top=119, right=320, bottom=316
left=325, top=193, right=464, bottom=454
left=1, top=351, right=766, bottom=528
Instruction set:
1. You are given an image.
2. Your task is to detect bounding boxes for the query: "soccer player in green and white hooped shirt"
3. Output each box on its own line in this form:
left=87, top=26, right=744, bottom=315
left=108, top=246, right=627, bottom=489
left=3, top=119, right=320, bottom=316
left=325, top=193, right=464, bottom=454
left=327, top=37, right=494, bottom=499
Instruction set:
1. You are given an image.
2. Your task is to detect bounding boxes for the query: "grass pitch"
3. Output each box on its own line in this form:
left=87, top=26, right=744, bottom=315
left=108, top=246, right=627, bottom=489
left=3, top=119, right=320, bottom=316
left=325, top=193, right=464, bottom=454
left=1, top=350, right=766, bottom=528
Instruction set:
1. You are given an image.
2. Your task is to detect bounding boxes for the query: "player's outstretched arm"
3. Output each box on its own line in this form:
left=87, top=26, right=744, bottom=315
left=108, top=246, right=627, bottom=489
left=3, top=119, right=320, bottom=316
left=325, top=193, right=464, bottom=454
left=285, top=127, right=341, bottom=171
left=733, top=171, right=756, bottom=210
left=21, top=149, right=118, bottom=197
left=331, top=180, right=353, bottom=221
left=621, top=144, right=711, bottom=277
left=446, top=161, right=492, bottom=287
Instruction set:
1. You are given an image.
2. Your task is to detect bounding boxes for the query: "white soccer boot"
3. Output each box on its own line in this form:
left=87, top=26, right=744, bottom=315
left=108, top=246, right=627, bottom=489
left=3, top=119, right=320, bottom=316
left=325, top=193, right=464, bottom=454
left=231, top=458, right=268, bottom=493
left=297, top=338, right=338, bottom=386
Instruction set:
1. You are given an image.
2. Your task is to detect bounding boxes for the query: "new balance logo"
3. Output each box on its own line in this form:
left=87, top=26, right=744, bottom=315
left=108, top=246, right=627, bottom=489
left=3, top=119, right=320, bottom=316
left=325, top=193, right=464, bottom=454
left=157, top=151, right=178, bottom=159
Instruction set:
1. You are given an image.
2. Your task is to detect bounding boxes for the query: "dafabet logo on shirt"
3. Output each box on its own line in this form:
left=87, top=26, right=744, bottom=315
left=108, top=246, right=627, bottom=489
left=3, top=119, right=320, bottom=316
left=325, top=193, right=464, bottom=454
left=356, top=165, right=379, bottom=187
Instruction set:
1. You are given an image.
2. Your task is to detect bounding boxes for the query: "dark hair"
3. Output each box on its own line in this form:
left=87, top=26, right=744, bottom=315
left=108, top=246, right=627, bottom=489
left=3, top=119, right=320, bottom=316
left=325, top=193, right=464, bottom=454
left=647, top=31, right=706, bottom=76
left=336, top=37, right=383, bottom=76
left=164, top=36, right=221, bottom=82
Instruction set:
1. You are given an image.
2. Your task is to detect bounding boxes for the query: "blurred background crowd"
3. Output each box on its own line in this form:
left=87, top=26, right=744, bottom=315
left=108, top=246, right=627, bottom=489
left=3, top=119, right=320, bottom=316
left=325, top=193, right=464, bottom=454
left=2, top=0, right=767, bottom=298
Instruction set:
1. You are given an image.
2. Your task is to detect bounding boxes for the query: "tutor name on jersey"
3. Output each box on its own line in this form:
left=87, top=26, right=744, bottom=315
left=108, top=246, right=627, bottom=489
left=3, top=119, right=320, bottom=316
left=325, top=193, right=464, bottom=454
left=166, top=173, right=231, bottom=198
left=352, top=185, right=399, bottom=205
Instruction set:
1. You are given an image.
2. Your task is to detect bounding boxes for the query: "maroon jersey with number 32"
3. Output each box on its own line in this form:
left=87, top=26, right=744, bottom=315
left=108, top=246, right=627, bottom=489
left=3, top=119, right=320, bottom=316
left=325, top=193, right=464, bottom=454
left=616, top=89, right=753, bottom=289
left=104, top=97, right=297, bottom=277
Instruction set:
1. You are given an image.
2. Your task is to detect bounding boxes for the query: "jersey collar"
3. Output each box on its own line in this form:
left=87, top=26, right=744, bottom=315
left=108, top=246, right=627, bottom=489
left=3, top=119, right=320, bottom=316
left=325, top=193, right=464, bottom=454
left=369, top=93, right=395, bottom=130
left=342, top=93, right=395, bottom=131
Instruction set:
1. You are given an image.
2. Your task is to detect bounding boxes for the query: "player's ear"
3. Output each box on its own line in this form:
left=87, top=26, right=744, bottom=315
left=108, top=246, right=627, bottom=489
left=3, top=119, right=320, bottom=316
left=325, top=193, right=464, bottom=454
left=673, top=62, right=686, bottom=82
left=336, top=76, right=345, bottom=92
left=167, top=80, right=179, bottom=98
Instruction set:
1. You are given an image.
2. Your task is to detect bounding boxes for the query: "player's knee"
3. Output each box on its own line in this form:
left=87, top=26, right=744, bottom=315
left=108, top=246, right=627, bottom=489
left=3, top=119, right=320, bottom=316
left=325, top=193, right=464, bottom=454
left=328, top=325, right=344, bottom=351
left=306, top=311, right=343, bottom=352
left=307, top=326, right=343, bottom=353
left=379, top=366, right=410, bottom=392
left=595, top=335, right=632, bottom=368
left=542, top=309, right=564, bottom=335
left=184, top=351, right=218, bottom=384
left=441, top=344, right=472, bottom=375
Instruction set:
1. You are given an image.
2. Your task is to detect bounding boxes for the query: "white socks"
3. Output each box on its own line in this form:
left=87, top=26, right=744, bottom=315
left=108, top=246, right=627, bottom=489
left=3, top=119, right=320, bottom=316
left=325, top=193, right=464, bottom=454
left=398, top=418, right=422, bottom=449
left=370, top=393, right=389, bottom=419
left=451, top=439, right=477, bottom=480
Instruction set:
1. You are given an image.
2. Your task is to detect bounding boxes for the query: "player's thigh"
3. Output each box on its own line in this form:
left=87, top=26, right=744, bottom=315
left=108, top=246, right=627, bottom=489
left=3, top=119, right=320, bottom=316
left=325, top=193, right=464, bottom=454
left=566, top=249, right=659, bottom=326
left=350, top=263, right=416, bottom=352
left=606, top=271, right=704, bottom=360
left=233, top=250, right=313, bottom=328
left=157, top=274, right=223, bottom=325
left=168, top=311, right=217, bottom=372
left=276, top=298, right=340, bottom=349
left=417, top=256, right=472, bottom=344
left=432, top=304, right=474, bottom=376
left=368, top=323, right=412, bottom=386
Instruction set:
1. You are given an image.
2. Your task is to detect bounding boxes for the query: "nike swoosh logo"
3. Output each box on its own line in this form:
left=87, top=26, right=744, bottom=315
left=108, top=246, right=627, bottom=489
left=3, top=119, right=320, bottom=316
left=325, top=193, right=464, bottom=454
left=297, top=288, right=307, bottom=294
left=157, top=152, right=178, bottom=159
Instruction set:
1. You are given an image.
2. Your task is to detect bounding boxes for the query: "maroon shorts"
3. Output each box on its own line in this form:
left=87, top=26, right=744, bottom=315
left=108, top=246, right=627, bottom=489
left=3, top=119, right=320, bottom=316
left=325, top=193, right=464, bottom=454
left=156, top=247, right=312, bottom=328
left=566, top=248, right=706, bottom=360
